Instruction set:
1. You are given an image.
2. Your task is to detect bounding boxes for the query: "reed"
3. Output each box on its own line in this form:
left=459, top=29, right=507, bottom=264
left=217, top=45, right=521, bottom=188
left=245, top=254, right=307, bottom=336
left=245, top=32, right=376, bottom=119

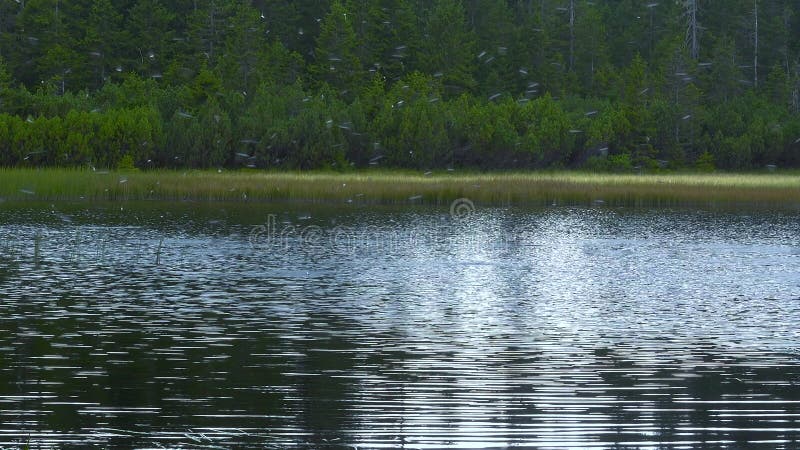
left=33, top=231, right=42, bottom=269
left=0, top=168, right=798, bottom=207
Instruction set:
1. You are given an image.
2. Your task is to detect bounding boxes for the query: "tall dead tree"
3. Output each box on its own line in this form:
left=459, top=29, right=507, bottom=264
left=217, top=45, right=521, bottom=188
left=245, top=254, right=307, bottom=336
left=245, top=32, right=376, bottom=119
left=793, top=62, right=800, bottom=113
left=646, top=2, right=658, bottom=58
left=753, top=0, right=758, bottom=88
left=568, top=0, right=574, bottom=71
left=555, top=0, right=575, bottom=71
left=685, top=0, right=698, bottom=60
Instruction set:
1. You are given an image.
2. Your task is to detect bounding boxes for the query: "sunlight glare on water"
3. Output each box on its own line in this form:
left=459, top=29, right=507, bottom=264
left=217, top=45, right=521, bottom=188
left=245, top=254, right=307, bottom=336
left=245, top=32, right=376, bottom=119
left=0, top=203, right=799, bottom=448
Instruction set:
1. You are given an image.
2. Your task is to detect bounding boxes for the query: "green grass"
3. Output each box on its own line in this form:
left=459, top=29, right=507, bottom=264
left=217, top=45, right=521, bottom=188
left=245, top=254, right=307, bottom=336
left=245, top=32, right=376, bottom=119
left=1, top=168, right=799, bottom=207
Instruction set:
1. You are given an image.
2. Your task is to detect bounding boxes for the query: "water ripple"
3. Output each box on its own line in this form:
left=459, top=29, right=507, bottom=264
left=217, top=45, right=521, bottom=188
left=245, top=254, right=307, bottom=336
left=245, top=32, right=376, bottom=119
left=0, top=204, right=799, bottom=448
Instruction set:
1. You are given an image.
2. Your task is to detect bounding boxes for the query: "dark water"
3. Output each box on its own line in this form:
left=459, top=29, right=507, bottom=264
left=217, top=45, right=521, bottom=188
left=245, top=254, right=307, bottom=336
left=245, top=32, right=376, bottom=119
left=1, top=201, right=800, bottom=448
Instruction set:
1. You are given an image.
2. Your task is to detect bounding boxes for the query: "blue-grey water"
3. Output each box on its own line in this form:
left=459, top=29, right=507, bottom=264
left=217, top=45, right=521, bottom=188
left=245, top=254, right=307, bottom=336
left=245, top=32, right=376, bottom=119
left=1, top=202, right=799, bottom=448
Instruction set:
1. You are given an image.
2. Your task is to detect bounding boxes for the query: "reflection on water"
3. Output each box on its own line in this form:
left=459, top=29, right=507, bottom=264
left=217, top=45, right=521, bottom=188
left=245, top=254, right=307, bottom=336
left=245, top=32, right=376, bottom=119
left=1, top=202, right=799, bottom=448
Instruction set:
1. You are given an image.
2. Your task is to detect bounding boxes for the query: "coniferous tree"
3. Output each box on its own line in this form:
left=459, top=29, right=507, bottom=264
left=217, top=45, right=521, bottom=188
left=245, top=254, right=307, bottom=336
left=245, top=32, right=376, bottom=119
left=418, top=0, right=476, bottom=95
left=127, top=0, right=176, bottom=78
left=312, top=0, right=363, bottom=97
left=0, top=0, right=798, bottom=171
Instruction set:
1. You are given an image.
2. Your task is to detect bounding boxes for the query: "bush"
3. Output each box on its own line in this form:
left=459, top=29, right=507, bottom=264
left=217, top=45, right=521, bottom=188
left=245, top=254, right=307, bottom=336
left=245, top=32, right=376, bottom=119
left=695, top=151, right=716, bottom=172
left=117, top=154, right=137, bottom=171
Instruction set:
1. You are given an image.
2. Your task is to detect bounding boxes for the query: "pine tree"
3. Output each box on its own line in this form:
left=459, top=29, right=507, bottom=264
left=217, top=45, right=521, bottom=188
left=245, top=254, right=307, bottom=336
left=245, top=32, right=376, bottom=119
left=344, top=0, right=417, bottom=82
left=82, top=0, right=124, bottom=88
left=312, top=0, right=363, bottom=97
left=705, top=37, right=742, bottom=104
left=218, top=3, right=267, bottom=94
left=574, top=2, right=609, bottom=91
left=418, top=0, right=477, bottom=95
left=128, top=0, right=176, bottom=77
left=469, top=0, right=517, bottom=96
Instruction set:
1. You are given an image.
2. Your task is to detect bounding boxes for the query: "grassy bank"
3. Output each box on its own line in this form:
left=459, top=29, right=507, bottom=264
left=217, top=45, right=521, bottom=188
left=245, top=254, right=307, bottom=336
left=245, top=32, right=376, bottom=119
left=1, top=168, right=799, bottom=207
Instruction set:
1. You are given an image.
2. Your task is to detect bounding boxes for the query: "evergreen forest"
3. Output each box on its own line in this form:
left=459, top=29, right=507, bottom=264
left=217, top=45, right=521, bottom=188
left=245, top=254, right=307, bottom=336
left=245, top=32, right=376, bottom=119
left=0, top=0, right=799, bottom=171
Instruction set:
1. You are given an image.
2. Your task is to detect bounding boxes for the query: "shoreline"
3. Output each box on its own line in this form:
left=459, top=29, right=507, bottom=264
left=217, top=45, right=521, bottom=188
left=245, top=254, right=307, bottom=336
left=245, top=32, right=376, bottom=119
left=1, top=168, right=799, bottom=208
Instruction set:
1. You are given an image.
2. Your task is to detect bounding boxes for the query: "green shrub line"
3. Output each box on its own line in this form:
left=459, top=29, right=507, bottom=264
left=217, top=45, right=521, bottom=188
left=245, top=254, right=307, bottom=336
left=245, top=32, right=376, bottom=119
left=1, top=168, right=798, bottom=207
left=2, top=83, right=800, bottom=173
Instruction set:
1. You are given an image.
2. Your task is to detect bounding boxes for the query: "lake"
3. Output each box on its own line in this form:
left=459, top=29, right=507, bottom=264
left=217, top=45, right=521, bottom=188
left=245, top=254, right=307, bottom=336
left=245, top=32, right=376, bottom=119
left=1, top=201, right=799, bottom=448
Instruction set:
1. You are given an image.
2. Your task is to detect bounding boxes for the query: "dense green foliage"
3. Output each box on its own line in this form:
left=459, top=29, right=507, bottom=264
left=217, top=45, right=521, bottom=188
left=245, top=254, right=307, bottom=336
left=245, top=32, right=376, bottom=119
left=0, top=0, right=798, bottom=171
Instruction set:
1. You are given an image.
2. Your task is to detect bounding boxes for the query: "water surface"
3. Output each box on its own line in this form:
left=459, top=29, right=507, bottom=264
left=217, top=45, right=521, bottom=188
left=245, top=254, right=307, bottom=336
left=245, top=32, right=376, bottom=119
left=1, top=202, right=799, bottom=448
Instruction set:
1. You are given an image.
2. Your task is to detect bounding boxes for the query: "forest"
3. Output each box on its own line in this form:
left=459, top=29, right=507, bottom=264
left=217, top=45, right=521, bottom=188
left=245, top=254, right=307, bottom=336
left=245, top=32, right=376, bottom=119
left=0, top=0, right=799, bottom=171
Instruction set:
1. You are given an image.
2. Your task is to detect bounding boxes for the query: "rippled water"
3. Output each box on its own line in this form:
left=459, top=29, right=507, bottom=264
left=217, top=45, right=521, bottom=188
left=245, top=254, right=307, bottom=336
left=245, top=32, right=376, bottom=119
left=1, top=202, right=799, bottom=448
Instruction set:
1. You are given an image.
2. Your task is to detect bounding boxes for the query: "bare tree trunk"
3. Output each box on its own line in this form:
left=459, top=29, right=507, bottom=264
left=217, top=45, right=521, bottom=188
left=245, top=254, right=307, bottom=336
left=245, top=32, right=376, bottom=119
left=793, top=62, right=800, bottom=113
left=648, top=3, right=656, bottom=58
left=753, top=0, right=758, bottom=88
left=783, top=6, right=792, bottom=76
left=209, top=0, right=216, bottom=61
left=569, top=0, right=574, bottom=71
left=685, top=0, right=698, bottom=60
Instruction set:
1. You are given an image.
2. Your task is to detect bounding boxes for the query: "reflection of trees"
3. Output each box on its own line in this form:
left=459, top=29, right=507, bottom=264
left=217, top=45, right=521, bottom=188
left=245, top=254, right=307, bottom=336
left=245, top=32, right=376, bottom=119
left=289, top=313, right=356, bottom=447
left=596, top=343, right=800, bottom=447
